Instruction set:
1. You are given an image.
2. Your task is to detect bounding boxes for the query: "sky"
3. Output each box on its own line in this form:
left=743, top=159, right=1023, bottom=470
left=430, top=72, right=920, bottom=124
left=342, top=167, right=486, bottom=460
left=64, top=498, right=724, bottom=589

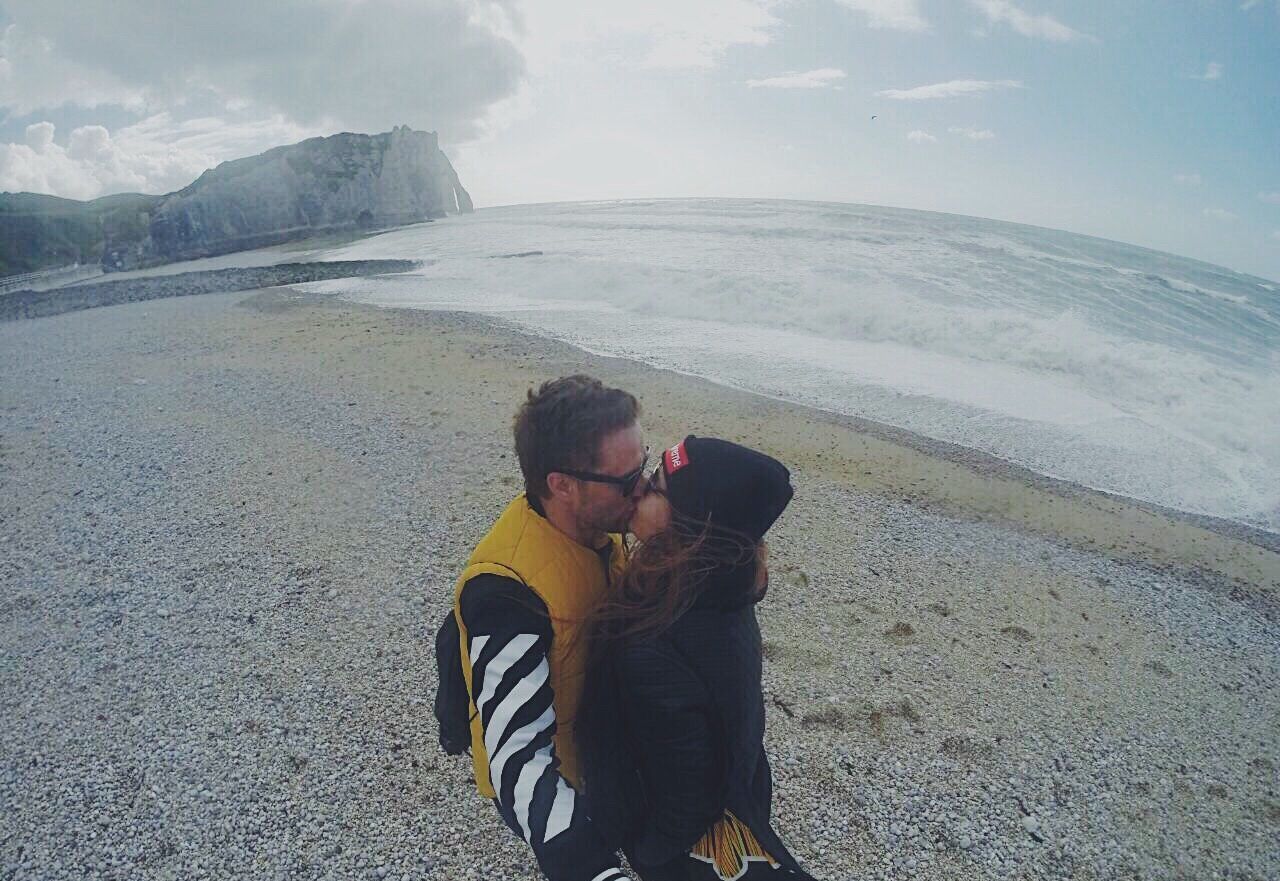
left=1, top=1, right=1278, bottom=280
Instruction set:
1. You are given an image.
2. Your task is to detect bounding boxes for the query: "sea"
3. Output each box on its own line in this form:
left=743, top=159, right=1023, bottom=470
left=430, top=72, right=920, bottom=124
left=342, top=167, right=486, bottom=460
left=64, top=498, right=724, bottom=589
left=301, top=198, right=1280, bottom=534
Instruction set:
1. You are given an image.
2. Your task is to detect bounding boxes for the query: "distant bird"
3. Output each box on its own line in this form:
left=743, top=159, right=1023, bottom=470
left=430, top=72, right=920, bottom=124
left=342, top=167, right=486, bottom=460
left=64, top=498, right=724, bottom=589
left=870, top=115, right=878, bottom=121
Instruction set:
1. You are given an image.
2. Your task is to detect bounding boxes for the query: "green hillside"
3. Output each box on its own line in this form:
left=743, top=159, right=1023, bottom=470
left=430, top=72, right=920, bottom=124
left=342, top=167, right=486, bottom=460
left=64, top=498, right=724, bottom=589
left=0, top=192, right=161, bottom=276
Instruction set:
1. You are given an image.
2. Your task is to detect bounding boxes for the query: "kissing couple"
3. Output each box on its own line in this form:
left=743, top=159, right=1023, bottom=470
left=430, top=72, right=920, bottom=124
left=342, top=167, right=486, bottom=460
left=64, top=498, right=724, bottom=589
left=436, top=375, right=817, bottom=881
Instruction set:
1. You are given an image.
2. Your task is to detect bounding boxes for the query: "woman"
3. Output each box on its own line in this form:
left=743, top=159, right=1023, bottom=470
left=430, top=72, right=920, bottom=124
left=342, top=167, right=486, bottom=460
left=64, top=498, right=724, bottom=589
left=577, top=435, right=816, bottom=881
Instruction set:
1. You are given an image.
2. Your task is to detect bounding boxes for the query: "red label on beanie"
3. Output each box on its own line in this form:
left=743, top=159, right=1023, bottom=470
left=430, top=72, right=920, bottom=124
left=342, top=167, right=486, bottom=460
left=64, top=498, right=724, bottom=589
left=664, top=440, right=690, bottom=473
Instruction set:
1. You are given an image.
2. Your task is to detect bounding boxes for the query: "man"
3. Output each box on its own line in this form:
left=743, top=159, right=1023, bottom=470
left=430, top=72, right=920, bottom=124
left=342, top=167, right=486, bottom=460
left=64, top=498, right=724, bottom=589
left=452, top=375, right=647, bottom=881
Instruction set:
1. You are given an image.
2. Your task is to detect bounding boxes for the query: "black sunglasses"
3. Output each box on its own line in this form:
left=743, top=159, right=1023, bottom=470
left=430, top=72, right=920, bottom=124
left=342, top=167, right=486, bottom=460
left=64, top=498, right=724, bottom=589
left=556, top=448, right=650, bottom=496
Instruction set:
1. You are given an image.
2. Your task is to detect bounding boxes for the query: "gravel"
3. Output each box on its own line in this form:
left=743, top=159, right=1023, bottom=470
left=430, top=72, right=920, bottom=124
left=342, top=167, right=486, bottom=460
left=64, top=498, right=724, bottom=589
left=1, top=288, right=1276, bottom=881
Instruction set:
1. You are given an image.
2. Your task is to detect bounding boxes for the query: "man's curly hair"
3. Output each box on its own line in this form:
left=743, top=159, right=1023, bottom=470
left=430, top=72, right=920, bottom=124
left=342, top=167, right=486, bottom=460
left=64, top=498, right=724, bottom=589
left=513, top=375, right=640, bottom=501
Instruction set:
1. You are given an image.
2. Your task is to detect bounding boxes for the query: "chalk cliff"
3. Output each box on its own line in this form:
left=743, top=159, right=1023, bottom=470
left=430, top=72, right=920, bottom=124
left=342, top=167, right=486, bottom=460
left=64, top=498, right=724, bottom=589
left=97, top=126, right=471, bottom=270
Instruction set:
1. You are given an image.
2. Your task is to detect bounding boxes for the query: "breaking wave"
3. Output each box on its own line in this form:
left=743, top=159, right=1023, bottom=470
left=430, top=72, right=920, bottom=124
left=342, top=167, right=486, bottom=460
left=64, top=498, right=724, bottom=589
left=304, top=199, right=1280, bottom=531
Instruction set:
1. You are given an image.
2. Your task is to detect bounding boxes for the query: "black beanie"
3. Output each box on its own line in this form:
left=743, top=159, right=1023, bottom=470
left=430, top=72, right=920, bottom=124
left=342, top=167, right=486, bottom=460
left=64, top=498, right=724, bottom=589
left=660, top=436, right=793, bottom=542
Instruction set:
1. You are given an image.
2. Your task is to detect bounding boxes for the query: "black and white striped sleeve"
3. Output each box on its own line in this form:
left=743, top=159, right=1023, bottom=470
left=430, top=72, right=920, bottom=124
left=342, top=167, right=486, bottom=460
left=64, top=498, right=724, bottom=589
left=459, top=574, right=626, bottom=881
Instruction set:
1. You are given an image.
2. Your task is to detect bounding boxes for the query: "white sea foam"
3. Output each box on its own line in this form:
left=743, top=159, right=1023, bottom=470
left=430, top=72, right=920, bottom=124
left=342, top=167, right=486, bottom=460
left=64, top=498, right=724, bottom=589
left=1161, top=276, right=1245, bottom=303
left=302, top=199, right=1280, bottom=531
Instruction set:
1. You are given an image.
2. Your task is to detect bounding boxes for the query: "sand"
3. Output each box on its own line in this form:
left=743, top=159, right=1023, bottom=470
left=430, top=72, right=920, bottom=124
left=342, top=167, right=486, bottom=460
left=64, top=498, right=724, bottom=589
left=1, top=284, right=1276, bottom=881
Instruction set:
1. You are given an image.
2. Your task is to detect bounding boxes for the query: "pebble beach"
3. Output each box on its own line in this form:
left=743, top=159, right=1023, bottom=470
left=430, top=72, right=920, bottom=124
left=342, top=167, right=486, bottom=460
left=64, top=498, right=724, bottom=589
left=2, top=281, right=1277, bottom=881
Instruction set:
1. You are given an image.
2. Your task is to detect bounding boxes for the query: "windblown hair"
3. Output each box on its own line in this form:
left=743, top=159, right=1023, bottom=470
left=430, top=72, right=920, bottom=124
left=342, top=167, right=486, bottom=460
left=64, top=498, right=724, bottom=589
left=513, top=374, right=640, bottom=502
left=588, top=511, right=769, bottom=644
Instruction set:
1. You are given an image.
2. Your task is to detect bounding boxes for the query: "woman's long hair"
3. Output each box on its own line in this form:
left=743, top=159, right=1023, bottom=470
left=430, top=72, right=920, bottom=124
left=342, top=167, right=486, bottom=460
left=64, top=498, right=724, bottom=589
left=575, top=510, right=766, bottom=821
left=589, top=509, right=768, bottom=645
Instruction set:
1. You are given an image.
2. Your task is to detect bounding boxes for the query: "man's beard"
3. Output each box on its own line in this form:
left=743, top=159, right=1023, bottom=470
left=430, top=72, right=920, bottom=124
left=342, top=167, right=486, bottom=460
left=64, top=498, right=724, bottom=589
left=600, top=513, right=631, bottom=534
left=583, top=506, right=631, bottom=537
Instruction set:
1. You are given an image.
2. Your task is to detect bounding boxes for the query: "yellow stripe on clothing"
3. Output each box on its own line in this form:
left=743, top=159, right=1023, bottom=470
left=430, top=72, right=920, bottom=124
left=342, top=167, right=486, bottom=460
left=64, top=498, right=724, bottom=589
left=690, top=810, right=779, bottom=880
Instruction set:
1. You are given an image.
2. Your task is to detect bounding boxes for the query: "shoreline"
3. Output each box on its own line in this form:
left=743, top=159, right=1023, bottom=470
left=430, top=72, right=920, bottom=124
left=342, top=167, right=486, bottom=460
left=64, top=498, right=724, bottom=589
left=320, top=294, right=1278, bottom=602
left=2, top=285, right=1276, bottom=881
left=799, top=388, right=1280, bottom=554
left=8, top=251, right=1274, bottom=555
left=601, top=346, right=1280, bottom=553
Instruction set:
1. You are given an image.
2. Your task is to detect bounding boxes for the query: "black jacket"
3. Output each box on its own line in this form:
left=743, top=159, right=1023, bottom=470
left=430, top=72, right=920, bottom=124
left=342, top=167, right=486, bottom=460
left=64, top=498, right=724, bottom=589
left=577, top=563, right=813, bottom=878
left=458, top=573, right=626, bottom=881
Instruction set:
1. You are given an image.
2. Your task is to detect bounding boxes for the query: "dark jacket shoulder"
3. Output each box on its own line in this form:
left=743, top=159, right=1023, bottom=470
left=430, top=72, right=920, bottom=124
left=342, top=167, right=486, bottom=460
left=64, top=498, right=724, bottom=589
left=458, top=573, right=552, bottom=641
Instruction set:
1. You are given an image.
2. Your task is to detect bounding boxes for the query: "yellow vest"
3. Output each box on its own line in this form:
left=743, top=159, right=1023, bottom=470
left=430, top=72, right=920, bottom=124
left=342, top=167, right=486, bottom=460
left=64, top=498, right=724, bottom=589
left=453, top=495, right=626, bottom=798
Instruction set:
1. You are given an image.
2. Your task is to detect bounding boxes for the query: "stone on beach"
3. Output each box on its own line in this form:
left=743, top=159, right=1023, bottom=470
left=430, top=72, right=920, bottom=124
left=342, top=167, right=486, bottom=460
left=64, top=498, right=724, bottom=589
left=0, top=285, right=1275, bottom=881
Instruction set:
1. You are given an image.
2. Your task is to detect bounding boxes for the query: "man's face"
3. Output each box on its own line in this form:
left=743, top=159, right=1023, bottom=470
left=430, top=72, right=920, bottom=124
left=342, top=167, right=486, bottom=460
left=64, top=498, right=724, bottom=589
left=572, top=422, right=646, bottom=536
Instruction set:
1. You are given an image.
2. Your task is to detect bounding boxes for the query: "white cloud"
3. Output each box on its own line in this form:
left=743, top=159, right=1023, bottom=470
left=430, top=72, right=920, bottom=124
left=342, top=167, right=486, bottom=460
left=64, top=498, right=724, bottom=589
left=67, top=125, right=111, bottom=162
left=627, top=2, right=780, bottom=70
left=0, top=24, right=148, bottom=115
left=833, top=1, right=928, bottom=31
left=1203, top=208, right=1238, bottom=222
left=0, top=114, right=322, bottom=200
left=747, top=68, right=846, bottom=89
left=1193, top=62, right=1224, bottom=81
left=877, top=79, right=1023, bottom=100
left=1174, top=173, right=1202, bottom=186
left=969, top=1, right=1093, bottom=42
left=907, top=129, right=937, bottom=143
left=1259, top=191, right=1280, bottom=204
left=111, top=113, right=321, bottom=162
left=2, top=125, right=143, bottom=200
left=24, top=121, right=55, bottom=153
left=514, top=1, right=781, bottom=72
left=949, top=125, right=996, bottom=140
left=0, top=1, right=525, bottom=141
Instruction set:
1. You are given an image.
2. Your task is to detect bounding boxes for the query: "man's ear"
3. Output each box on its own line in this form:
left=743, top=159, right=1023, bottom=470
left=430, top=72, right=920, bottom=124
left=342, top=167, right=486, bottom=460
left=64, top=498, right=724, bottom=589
left=545, top=471, right=576, bottom=501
